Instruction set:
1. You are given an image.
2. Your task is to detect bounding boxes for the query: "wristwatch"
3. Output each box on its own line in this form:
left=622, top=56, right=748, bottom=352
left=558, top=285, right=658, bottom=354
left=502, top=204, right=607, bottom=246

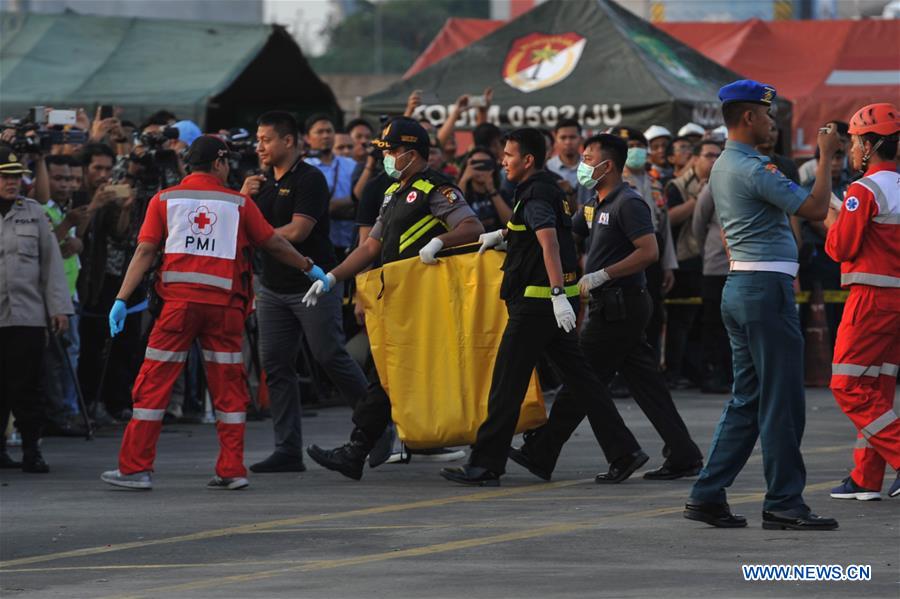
left=550, top=286, right=565, bottom=297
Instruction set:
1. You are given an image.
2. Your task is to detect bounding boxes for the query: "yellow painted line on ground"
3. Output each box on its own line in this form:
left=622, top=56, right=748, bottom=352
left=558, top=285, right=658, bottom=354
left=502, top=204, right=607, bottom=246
left=0, top=478, right=589, bottom=569
left=105, top=480, right=839, bottom=599
left=0, top=560, right=315, bottom=574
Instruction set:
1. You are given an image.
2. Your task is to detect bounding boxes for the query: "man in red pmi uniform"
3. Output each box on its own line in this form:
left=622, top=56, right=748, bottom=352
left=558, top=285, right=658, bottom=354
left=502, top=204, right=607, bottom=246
left=101, top=136, right=328, bottom=490
left=825, top=103, right=900, bottom=501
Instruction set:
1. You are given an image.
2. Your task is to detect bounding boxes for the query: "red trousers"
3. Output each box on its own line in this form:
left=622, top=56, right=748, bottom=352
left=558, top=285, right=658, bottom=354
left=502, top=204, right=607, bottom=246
left=830, top=286, right=900, bottom=490
left=119, top=301, right=249, bottom=478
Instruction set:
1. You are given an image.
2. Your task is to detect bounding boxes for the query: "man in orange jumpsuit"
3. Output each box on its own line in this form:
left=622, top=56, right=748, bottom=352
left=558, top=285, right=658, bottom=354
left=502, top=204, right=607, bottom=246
left=100, top=136, right=329, bottom=490
left=825, top=103, right=900, bottom=501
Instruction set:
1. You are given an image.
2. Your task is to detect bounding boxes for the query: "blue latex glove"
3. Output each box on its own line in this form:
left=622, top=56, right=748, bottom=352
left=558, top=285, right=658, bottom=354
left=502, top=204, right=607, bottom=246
left=305, top=265, right=332, bottom=292
left=109, top=299, right=127, bottom=337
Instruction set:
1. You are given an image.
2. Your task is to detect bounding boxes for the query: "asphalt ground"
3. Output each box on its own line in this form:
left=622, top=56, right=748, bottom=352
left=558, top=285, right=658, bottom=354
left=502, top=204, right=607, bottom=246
left=1, top=388, right=897, bottom=599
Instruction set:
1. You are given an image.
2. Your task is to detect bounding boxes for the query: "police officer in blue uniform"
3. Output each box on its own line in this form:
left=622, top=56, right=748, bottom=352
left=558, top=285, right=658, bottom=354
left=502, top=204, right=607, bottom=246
left=684, top=80, right=841, bottom=530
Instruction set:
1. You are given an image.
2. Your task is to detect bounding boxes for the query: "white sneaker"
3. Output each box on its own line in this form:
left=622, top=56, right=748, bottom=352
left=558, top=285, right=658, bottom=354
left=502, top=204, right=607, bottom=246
left=207, top=475, right=249, bottom=490
left=101, top=469, right=152, bottom=490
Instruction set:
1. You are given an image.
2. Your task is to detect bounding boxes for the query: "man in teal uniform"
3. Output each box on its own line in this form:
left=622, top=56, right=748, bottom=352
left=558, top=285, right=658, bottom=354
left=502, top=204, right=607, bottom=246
left=683, top=80, right=841, bottom=531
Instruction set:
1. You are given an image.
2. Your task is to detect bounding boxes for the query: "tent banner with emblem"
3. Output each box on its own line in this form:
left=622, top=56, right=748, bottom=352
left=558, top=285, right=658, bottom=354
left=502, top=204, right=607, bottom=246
left=355, top=246, right=546, bottom=449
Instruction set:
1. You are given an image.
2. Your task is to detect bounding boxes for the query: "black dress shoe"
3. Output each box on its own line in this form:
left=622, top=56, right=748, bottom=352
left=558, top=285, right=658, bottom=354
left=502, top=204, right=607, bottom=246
left=0, top=450, right=22, bottom=469
left=643, top=460, right=703, bottom=480
left=595, top=450, right=649, bottom=484
left=249, top=452, right=307, bottom=473
left=306, top=442, right=367, bottom=481
left=683, top=502, right=747, bottom=528
left=762, top=510, right=838, bottom=531
left=22, top=450, right=50, bottom=474
left=508, top=443, right=552, bottom=481
left=368, top=425, right=395, bottom=469
left=440, top=464, right=500, bottom=487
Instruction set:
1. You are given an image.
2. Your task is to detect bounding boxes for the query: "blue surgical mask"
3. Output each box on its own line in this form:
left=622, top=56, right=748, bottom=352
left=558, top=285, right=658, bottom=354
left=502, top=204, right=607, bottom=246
left=383, top=150, right=413, bottom=179
left=625, top=147, right=648, bottom=170
left=576, top=160, right=609, bottom=190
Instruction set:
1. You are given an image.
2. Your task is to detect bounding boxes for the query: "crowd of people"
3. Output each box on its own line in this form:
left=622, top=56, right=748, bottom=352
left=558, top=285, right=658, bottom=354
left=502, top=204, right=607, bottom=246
left=0, top=83, right=897, bottom=524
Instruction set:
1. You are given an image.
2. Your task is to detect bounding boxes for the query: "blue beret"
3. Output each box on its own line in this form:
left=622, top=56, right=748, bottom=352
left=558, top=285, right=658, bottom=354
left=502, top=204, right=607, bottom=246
left=718, top=79, right=776, bottom=106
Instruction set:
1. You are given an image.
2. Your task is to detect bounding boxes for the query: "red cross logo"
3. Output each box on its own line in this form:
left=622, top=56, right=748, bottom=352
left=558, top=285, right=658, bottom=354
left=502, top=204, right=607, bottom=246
left=189, top=206, right=217, bottom=235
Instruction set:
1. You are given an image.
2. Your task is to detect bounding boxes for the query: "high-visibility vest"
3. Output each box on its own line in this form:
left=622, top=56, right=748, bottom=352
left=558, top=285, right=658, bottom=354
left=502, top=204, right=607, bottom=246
left=154, top=176, right=254, bottom=305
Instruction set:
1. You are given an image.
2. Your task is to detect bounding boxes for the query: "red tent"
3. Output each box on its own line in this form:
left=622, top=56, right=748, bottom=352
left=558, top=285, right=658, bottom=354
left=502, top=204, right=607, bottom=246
left=659, top=19, right=900, bottom=156
left=406, top=16, right=899, bottom=156
left=404, top=18, right=504, bottom=79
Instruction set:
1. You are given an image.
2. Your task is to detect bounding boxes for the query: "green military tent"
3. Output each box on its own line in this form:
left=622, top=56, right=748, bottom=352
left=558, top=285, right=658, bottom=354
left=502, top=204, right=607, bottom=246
left=361, top=0, right=793, bottom=151
left=0, top=11, right=339, bottom=130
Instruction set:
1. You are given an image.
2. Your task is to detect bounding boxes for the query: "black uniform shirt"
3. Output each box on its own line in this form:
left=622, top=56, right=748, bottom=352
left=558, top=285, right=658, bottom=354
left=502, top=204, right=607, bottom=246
left=255, top=157, right=336, bottom=293
left=572, top=182, right=654, bottom=289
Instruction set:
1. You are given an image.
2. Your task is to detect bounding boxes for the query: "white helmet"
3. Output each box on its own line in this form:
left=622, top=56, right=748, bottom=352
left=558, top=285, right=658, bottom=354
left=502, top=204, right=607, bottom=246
left=678, top=123, right=706, bottom=138
left=709, top=125, right=728, bottom=142
left=643, top=125, right=672, bottom=142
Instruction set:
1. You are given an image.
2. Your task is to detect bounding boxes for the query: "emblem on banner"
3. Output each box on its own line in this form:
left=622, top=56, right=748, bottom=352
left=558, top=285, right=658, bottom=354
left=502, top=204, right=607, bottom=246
left=502, top=32, right=586, bottom=94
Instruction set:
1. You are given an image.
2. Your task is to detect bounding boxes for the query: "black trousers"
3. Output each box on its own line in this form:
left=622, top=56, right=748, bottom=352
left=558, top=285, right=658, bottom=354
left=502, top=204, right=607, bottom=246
left=78, top=274, right=142, bottom=413
left=349, top=356, right=392, bottom=448
left=469, top=305, right=641, bottom=474
left=700, top=275, right=732, bottom=385
left=579, top=289, right=702, bottom=467
left=664, top=269, right=703, bottom=381
left=644, top=258, right=665, bottom=362
left=0, top=326, right=46, bottom=450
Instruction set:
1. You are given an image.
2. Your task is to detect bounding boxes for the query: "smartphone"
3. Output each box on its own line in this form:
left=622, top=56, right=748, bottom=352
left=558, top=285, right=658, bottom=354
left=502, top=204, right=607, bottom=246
left=71, top=190, right=90, bottom=208
left=29, top=106, right=47, bottom=124
left=99, top=105, right=115, bottom=120
left=468, top=95, right=487, bottom=108
left=107, top=184, right=132, bottom=199
left=470, top=159, right=495, bottom=172
left=48, top=109, right=77, bottom=126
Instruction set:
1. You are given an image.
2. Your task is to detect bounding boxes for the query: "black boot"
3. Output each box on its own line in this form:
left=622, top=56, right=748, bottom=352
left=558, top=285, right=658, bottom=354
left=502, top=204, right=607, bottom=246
left=22, top=448, right=49, bottom=473
left=306, top=434, right=369, bottom=481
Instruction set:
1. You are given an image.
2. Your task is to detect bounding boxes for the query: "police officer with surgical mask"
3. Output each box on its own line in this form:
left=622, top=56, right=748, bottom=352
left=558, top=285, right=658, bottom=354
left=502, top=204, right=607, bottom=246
left=521, top=134, right=703, bottom=482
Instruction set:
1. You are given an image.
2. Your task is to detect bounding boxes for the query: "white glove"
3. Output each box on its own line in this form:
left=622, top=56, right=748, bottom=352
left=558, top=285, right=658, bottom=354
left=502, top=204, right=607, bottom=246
left=551, top=294, right=577, bottom=333
left=302, top=273, right=336, bottom=307
left=419, top=237, right=444, bottom=264
left=478, top=229, right=507, bottom=254
left=578, top=269, right=610, bottom=296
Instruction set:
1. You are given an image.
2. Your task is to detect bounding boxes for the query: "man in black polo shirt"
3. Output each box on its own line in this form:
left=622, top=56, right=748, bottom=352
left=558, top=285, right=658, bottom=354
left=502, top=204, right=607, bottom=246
left=441, top=128, right=646, bottom=487
left=530, top=133, right=703, bottom=481
left=243, top=111, right=368, bottom=473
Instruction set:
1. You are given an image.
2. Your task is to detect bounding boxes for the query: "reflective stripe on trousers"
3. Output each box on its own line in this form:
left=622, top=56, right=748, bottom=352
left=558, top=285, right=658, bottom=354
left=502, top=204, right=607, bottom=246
left=216, top=411, right=246, bottom=424
left=202, top=349, right=243, bottom=364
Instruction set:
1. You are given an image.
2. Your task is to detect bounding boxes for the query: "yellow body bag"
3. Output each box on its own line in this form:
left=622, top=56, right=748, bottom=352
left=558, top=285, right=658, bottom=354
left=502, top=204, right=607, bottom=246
left=355, top=247, right=547, bottom=449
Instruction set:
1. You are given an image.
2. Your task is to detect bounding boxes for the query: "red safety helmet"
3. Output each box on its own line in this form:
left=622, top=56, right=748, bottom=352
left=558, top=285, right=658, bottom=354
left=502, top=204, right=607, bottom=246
left=848, top=103, right=900, bottom=136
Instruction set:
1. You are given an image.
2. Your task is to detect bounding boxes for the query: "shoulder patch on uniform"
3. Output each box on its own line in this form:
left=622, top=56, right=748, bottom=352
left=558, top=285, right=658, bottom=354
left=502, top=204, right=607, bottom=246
left=764, top=162, right=781, bottom=175
left=844, top=196, right=859, bottom=212
left=406, top=191, right=417, bottom=204
left=438, top=185, right=459, bottom=204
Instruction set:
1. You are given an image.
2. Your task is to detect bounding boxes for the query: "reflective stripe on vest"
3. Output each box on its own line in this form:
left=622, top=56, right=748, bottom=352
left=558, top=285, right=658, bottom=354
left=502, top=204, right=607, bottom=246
left=385, top=182, right=401, bottom=195
left=506, top=220, right=527, bottom=232
left=411, top=179, right=435, bottom=194
left=857, top=177, right=900, bottom=224
left=145, top=347, right=188, bottom=362
left=398, top=215, right=446, bottom=254
left=132, top=408, right=165, bottom=421
left=216, top=411, right=246, bottom=424
left=159, top=189, right=245, bottom=207
left=161, top=270, right=233, bottom=290
left=201, top=350, right=243, bottom=364
left=883, top=363, right=899, bottom=377
left=840, top=272, right=900, bottom=288
left=855, top=437, right=873, bottom=449
left=523, top=284, right=580, bottom=299
left=862, top=409, right=898, bottom=439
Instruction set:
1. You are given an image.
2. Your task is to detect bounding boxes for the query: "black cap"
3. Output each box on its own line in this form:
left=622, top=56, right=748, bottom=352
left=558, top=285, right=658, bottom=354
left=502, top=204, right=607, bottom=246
left=185, top=135, right=230, bottom=166
left=372, top=117, right=429, bottom=158
left=0, top=146, right=31, bottom=176
left=605, top=126, right=647, bottom=146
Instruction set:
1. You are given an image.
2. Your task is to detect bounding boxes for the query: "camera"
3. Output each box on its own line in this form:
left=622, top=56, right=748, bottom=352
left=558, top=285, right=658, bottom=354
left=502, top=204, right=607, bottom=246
left=1, top=120, right=88, bottom=155
left=131, top=126, right=179, bottom=169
